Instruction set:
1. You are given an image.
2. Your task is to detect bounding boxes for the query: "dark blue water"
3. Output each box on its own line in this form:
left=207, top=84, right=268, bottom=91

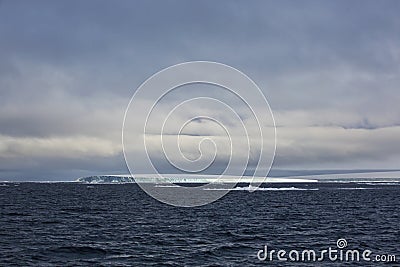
left=0, top=182, right=399, bottom=266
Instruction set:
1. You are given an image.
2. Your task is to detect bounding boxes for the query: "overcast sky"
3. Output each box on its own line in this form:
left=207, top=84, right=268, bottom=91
left=0, top=0, right=399, bottom=180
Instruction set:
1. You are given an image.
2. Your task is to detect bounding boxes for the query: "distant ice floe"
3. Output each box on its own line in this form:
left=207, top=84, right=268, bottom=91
left=74, top=170, right=400, bottom=184
left=204, top=186, right=319, bottom=191
left=76, top=174, right=318, bottom=184
left=335, top=187, right=381, bottom=190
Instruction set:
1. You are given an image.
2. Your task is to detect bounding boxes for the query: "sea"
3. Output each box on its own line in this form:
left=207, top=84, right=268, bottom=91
left=0, top=181, right=399, bottom=266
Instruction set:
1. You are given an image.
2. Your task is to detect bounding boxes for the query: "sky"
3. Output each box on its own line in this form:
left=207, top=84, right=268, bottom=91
left=0, top=0, right=399, bottom=180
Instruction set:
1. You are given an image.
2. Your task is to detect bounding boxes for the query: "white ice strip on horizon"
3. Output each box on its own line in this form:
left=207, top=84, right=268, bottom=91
left=204, top=186, right=319, bottom=191
left=104, top=170, right=400, bottom=181
left=97, top=174, right=318, bottom=183
left=76, top=170, right=400, bottom=183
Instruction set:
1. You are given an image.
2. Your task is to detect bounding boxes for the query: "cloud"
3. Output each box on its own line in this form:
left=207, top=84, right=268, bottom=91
left=0, top=135, right=121, bottom=158
left=275, top=126, right=400, bottom=168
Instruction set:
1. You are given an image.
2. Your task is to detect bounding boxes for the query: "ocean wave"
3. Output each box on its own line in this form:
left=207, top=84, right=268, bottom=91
left=46, top=246, right=108, bottom=257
